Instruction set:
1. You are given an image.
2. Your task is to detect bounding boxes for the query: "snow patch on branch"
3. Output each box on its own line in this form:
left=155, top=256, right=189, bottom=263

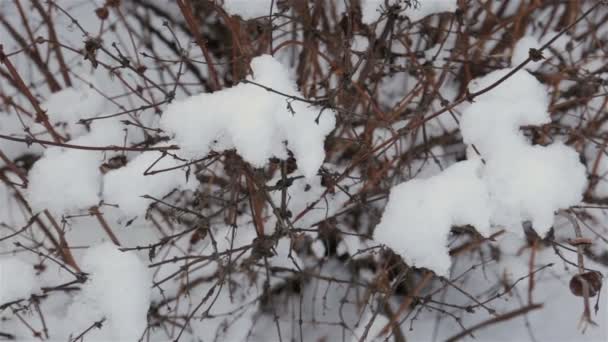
left=102, top=150, right=195, bottom=217
left=63, top=243, right=151, bottom=341
left=26, top=116, right=124, bottom=214
left=41, top=85, right=105, bottom=139
left=161, top=55, right=336, bottom=179
left=374, top=68, right=587, bottom=275
left=374, top=159, right=490, bottom=276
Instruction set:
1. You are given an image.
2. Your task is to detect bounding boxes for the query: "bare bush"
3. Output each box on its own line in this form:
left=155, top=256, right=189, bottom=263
left=0, top=1, right=607, bottom=341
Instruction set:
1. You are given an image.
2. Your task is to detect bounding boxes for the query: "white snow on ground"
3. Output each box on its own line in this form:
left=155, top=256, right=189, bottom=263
left=0, top=258, right=38, bottom=304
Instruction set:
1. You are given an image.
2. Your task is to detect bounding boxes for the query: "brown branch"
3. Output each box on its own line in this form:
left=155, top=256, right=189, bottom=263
left=445, top=303, right=544, bottom=342
left=175, top=0, right=221, bottom=91
left=0, top=45, right=64, bottom=142
left=0, top=133, right=178, bottom=152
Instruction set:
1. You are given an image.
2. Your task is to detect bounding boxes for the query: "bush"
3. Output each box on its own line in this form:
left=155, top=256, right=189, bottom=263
left=0, top=1, right=606, bottom=341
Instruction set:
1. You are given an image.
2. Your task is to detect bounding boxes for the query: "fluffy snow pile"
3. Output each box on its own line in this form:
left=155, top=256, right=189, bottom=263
left=26, top=55, right=333, bottom=217
left=0, top=244, right=150, bottom=341
left=41, top=85, right=105, bottom=138
left=361, top=0, right=458, bottom=24
left=63, top=243, right=151, bottom=341
left=483, top=143, right=586, bottom=234
left=462, top=69, right=587, bottom=234
left=460, top=70, right=550, bottom=156
left=27, top=148, right=102, bottom=213
left=161, top=55, right=336, bottom=179
left=374, top=68, right=587, bottom=275
left=26, top=118, right=125, bottom=214
left=375, top=159, right=491, bottom=276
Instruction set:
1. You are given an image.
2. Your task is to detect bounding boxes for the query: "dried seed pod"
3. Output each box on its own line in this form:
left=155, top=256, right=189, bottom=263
left=569, top=271, right=603, bottom=297
left=83, top=37, right=102, bottom=69
left=95, top=7, right=109, bottom=20
left=189, top=226, right=207, bottom=245
left=528, top=48, right=544, bottom=61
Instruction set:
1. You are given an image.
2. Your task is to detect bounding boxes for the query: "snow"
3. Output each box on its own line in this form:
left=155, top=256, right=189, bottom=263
left=0, top=111, right=45, bottom=161
left=268, top=168, right=361, bottom=229
left=27, top=148, right=102, bottom=213
left=512, top=31, right=573, bottom=70
left=461, top=69, right=587, bottom=235
left=26, top=119, right=125, bottom=214
left=41, top=85, right=105, bottom=139
left=161, top=55, right=336, bottom=179
left=485, top=143, right=587, bottom=235
left=352, top=312, right=389, bottom=342
left=102, top=149, right=195, bottom=217
left=375, top=67, right=587, bottom=275
left=361, top=0, right=458, bottom=24
left=64, top=243, right=151, bottom=341
left=0, top=257, right=38, bottom=304
left=404, top=0, right=459, bottom=22
left=374, top=159, right=491, bottom=276
left=400, top=231, right=607, bottom=342
left=0, top=85, right=104, bottom=168
left=250, top=259, right=365, bottom=342
left=460, top=68, right=550, bottom=158
left=223, top=0, right=274, bottom=19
